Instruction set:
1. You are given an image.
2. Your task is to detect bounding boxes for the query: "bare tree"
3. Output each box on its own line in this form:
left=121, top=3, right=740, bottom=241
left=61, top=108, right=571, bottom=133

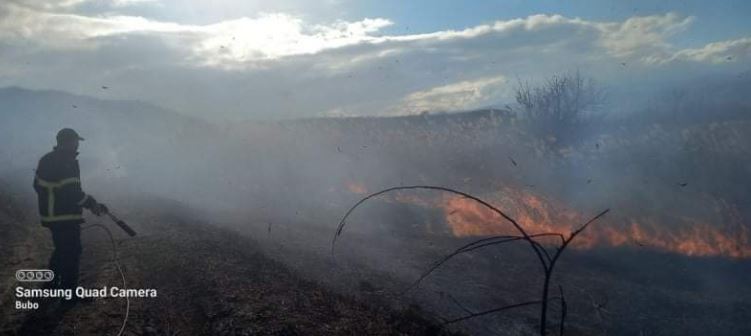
left=515, top=72, right=603, bottom=149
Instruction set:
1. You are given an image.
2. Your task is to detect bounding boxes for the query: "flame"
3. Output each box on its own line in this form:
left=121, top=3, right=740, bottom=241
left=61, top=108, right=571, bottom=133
left=443, top=188, right=579, bottom=238
left=341, top=181, right=751, bottom=258
left=584, top=218, right=751, bottom=258
left=347, top=181, right=368, bottom=194
left=393, top=192, right=435, bottom=208
left=441, top=188, right=751, bottom=258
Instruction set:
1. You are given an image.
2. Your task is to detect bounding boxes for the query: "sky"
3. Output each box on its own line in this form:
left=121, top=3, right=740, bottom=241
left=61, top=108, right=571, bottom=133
left=0, top=0, right=749, bottom=120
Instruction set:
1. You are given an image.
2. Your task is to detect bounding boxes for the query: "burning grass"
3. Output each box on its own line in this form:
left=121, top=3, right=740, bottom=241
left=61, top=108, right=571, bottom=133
left=439, top=189, right=751, bottom=258
left=354, top=185, right=751, bottom=259
left=332, top=185, right=609, bottom=335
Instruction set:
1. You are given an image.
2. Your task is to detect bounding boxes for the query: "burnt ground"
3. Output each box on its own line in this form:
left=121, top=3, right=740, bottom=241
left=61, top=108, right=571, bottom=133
left=0, top=193, right=458, bottom=336
left=2, top=185, right=751, bottom=336
left=220, top=200, right=751, bottom=336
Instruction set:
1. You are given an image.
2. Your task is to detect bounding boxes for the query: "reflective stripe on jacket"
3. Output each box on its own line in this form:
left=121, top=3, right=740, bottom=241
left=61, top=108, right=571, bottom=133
left=33, top=148, right=96, bottom=225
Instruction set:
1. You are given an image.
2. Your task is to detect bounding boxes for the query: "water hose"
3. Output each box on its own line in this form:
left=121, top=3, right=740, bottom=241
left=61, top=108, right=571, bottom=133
left=82, top=211, right=135, bottom=336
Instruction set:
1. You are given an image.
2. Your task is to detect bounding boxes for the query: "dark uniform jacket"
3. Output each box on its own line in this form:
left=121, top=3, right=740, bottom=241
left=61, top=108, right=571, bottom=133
left=33, top=147, right=96, bottom=226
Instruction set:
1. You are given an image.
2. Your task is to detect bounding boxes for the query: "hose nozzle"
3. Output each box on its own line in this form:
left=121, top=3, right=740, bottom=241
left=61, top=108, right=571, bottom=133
left=106, top=212, right=137, bottom=237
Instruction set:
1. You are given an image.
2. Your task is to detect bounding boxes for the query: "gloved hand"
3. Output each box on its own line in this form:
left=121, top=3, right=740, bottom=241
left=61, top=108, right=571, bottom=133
left=91, top=202, right=109, bottom=216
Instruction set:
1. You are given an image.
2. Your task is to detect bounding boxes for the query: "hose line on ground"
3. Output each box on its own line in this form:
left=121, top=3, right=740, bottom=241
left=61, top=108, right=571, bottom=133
left=82, top=223, right=130, bottom=336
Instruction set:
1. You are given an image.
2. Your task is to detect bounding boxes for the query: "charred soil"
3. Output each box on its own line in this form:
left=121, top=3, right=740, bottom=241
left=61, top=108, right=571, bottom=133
left=0, top=192, right=458, bottom=336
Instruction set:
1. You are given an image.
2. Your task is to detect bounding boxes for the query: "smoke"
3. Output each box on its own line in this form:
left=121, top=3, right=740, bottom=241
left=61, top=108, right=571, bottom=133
left=1, top=70, right=751, bottom=335
left=2, top=72, right=750, bottom=253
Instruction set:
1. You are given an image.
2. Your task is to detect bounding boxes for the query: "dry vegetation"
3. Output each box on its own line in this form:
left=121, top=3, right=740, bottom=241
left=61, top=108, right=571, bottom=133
left=0, top=189, right=458, bottom=336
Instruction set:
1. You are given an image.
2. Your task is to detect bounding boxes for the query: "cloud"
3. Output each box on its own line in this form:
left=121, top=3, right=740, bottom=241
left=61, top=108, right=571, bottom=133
left=0, top=2, right=748, bottom=120
left=4, top=0, right=160, bottom=13
left=597, top=12, right=694, bottom=59
left=0, top=3, right=697, bottom=65
left=647, top=37, right=751, bottom=64
left=110, top=0, right=159, bottom=7
left=0, top=2, right=393, bottom=64
left=6, top=0, right=90, bottom=11
left=0, top=2, right=198, bottom=49
left=194, top=15, right=393, bottom=66
left=395, top=76, right=508, bottom=114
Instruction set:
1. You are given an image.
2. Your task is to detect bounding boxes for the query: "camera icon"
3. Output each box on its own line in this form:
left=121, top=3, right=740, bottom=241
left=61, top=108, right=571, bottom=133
left=15, top=269, right=55, bottom=282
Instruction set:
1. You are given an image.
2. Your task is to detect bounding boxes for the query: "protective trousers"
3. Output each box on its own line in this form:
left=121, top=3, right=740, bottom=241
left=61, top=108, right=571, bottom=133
left=47, top=224, right=81, bottom=290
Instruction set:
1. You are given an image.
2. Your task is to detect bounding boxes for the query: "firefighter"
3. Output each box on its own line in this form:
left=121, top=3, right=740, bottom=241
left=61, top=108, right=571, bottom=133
left=33, top=128, right=108, bottom=296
